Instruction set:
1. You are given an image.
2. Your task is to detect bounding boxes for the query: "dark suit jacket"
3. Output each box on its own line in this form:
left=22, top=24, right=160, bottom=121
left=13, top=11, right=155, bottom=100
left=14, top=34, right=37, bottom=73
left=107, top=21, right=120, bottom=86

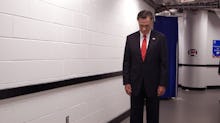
left=123, top=30, right=168, bottom=97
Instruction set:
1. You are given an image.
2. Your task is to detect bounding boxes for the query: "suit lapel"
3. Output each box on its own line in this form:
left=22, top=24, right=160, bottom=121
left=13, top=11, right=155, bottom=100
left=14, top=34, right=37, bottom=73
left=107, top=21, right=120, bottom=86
left=134, top=32, right=142, bottom=62
left=147, top=30, right=156, bottom=55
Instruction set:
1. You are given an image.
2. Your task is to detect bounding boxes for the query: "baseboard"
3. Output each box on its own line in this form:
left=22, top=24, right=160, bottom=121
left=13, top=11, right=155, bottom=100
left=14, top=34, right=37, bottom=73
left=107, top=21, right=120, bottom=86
left=108, top=110, right=130, bottom=123
left=178, top=84, right=206, bottom=90
left=178, top=84, right=220, bottom=90
left=207, top=86, right=220, bottom=89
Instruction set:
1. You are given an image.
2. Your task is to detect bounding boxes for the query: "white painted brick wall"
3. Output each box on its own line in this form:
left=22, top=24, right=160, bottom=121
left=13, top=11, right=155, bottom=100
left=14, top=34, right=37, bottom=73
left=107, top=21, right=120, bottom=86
left=0, top=0, right=153, bottom=122
left=0, top=14, right=13, bottom=37
left=0, top=0, right=152, bottom=89
left=0, top=0, right=147, bottom=89
left=0, top=77, right=129, bottom=123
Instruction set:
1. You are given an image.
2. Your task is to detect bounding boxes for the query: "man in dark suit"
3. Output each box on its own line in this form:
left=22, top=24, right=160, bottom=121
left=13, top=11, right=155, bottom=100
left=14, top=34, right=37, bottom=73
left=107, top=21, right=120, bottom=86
left=123, top=10, right=168, bottom=123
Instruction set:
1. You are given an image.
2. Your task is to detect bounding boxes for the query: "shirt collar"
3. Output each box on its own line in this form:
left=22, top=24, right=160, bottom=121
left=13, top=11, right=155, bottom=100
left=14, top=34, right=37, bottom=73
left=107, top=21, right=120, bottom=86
left=140, top=30, right=151, bottom=38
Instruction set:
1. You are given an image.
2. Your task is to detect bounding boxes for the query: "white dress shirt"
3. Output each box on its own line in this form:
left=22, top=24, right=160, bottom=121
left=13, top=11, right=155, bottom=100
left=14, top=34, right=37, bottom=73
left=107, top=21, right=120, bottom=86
left=140, top=30, right=151, bottom=49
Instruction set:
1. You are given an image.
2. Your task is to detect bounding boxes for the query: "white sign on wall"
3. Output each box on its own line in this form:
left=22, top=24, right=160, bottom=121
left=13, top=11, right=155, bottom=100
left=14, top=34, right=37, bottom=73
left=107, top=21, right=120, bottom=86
left=213, top=40, right=220, bottom=57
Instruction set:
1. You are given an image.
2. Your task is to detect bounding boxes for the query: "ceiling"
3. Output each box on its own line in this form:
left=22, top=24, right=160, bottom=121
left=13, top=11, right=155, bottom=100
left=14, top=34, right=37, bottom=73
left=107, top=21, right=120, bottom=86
left=144, top=0, right=220, bottom=13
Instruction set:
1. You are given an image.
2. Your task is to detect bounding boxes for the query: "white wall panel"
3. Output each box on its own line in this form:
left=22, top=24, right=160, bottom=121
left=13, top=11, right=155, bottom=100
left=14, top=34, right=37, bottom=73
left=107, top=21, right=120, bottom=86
left=87, top=45, right=121, bottom=58
left=87, top=31, right=125, bottom=47
left=201, top=68, right=220, bottom=86
left=0, top=0, right=29, bottom=17
left=62, top=59, right=122, bottom=78
left=179, top=67, right=206, bottom=88
left=41, top=0, right=82, bottom=12
left=0, top=37, right=55, bottom=60
left=62, top=60, right=90, bottom=78
left=0, top=14, right=13, bottom=37
left=29, top=0, right=56, bottom=23
left=179, top=67, right=220, bottom=87
left=0, top=37, right=91, bottom=61
left=30, top=0, right=87, bottom=29
left=62, top=27, right=82, bottom=43
left=13, top=16, right=64, bottom=42
left=61, top=43, right=89, bottom=59
left=0, top=61, right=63, bottom=89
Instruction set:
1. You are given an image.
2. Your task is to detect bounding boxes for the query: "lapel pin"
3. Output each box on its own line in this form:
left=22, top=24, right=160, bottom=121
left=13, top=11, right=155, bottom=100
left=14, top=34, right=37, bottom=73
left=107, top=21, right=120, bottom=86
left=152, top=37, right=156, bottom=40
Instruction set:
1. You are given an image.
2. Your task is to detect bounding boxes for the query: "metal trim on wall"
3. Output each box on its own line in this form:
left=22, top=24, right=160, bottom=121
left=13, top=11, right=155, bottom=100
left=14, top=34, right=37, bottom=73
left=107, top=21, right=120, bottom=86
left=178, top=64, right=219, bottom=67
left=0, top=71, right=122, bottom=100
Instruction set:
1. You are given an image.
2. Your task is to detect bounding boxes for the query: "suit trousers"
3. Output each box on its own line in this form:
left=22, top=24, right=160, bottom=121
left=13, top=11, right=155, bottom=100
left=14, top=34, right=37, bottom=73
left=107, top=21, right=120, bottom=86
left=130, top=83, right=160, bottom=123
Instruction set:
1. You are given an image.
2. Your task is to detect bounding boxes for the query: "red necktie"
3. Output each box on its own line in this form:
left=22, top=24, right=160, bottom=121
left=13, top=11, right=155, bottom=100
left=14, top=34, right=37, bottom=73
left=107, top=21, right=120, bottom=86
left=141, top=35, right=147, bottom=61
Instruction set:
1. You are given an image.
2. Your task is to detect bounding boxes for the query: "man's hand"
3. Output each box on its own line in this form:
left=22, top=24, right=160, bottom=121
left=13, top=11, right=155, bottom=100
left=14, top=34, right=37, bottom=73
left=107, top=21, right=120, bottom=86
left=157, top=86, right=166, bottom=96
left=124, top=84, right=132, bottom=96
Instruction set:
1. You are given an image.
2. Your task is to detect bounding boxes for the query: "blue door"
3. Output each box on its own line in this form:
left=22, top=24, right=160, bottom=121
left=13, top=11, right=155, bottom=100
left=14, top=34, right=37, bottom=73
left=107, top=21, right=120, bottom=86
left=154, top=16, right=178, bottom=98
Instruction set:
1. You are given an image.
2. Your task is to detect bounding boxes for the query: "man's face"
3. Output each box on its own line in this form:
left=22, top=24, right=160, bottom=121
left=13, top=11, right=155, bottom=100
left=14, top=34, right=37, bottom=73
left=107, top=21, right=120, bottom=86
left=138, top=17, right=153, bottom=35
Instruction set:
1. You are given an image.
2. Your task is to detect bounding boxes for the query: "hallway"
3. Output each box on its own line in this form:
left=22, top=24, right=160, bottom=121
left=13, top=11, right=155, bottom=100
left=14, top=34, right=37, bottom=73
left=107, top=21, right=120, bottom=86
left=121, top=88, right=220, bottom=123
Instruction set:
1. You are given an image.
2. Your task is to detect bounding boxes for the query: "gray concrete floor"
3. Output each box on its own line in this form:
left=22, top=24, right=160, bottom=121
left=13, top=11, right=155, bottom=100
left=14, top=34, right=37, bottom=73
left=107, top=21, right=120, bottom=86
left=121, top=88, right=220, bottom=123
